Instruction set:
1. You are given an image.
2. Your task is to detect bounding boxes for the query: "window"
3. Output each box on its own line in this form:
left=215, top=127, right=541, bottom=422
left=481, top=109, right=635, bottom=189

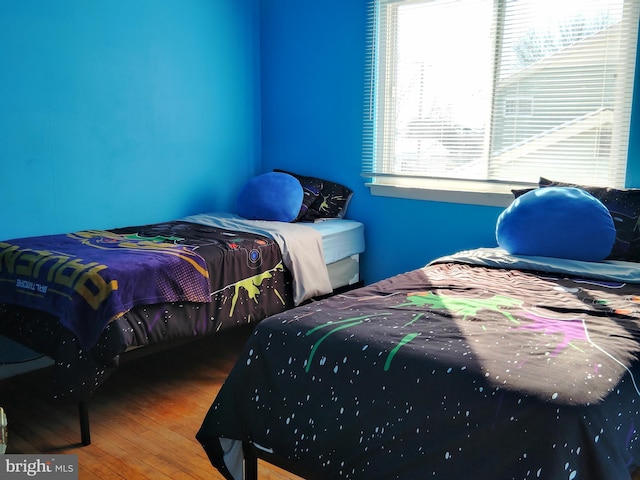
left=504, top=97, right=534, bottom=118
left=363, top=0, right=640, bottom=205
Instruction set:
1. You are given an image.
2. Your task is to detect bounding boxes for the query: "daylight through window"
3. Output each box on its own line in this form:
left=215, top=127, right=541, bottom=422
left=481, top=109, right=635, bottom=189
left=363, top=0, right=640, bottom=191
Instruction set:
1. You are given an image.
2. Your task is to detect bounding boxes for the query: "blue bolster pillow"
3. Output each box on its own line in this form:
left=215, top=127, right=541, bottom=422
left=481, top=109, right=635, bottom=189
left=236, top=172, right=304, bottom=222
left=496, top=186, right=616, bottom=261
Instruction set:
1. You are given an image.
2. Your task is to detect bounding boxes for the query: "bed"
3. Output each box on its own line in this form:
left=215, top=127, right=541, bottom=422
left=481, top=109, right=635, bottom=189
left=0, top=174, right=364, bottom=447
left=197, top=182, right=640, bottom=479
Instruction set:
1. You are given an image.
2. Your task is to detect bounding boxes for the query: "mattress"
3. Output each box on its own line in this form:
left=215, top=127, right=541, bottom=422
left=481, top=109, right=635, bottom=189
left=305, top=219, right=365, bottom=264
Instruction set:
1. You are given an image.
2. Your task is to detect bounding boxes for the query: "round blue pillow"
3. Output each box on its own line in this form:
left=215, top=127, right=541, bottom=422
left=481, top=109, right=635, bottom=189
left=236, top=172, right=304, bottom=222
left=496, top=186, right=616, bottom=261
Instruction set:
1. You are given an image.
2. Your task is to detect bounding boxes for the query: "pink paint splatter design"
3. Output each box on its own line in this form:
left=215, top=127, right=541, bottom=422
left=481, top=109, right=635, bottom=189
left=518, top=312, right=587, bottom=357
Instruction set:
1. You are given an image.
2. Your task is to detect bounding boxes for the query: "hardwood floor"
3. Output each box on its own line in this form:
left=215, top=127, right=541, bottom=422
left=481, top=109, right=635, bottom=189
left=0, top=325, right=302, bottom=480
left=3, top=325, right=640, bottom=480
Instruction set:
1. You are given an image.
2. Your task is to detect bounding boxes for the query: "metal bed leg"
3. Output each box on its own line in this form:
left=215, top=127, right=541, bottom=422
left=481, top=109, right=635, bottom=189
left=78, top=401, right=91, bottom=446
left=242, top=442, right=258, bottom=480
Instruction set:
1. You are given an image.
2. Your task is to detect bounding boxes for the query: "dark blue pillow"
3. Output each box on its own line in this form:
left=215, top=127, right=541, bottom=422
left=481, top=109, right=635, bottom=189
left=496, top=187, right=616, bottom=261
left=236, top=172, right=304, bottom=222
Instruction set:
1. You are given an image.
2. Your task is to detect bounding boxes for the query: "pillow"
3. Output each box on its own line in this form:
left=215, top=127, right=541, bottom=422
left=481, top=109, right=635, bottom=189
left=496, top=186, right=616, bottom=261
left=511, top=187, right=534, bottom=198
left=236, top=172, right=304, bottom=222
left=274, top=169, right=353, bottom=220
left=271, top=169, right=322, bottom=221
left=537, top=177, right=640, bottom=261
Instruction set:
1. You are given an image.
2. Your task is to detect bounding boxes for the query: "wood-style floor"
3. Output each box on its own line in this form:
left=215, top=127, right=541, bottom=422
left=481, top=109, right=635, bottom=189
left=2, top=325, right=640, bottom=480
left=0, top=325, right=302, bottom=480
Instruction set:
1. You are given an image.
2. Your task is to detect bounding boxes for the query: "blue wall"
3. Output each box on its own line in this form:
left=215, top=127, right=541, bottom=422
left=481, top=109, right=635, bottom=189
left=0, top=0, right=261, bottom=240
left=260, top=0, right=513, bottom=283
left=260, top=0, right=640, bottom=284
left=2, top=0, right=638, bottom=285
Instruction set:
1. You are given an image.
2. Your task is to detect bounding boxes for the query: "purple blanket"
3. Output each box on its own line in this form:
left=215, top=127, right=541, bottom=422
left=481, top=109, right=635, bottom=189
left=0, top=229, right=211, bottom=349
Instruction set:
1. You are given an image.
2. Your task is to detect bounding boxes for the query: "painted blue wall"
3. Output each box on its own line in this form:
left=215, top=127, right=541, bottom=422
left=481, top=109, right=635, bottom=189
left=2, top=0, right=638, bottom=285
left=0, top=0, right=261, bottom=240
left=260, top=0, right=640, bottom=284
left=260, top=0, right=509, bottom=283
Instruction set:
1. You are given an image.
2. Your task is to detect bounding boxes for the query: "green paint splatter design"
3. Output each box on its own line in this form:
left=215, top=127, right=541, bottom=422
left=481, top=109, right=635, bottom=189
left=304, top=291, right=524, bottom=373
left=396, top=292, right=522, bottom=324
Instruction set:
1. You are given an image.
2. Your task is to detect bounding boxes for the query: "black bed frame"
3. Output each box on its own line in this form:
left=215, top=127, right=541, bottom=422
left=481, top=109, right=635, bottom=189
left=78, top=401, right=91, bottom=445
left=74, top=280, right=366, bottom=448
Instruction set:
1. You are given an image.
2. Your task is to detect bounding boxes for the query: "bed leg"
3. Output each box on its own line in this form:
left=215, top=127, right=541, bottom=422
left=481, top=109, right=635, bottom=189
left=242, top=442, right=258, bottom=480
left=78, top=401, right=91, bottom=446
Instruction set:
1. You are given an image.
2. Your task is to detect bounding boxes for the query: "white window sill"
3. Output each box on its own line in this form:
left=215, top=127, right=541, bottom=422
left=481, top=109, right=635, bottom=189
left=366, top=178, right=534, bottom=208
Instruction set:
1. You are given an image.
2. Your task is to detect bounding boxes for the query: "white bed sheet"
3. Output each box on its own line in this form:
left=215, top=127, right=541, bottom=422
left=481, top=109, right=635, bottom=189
left=304, top=218, right=365, bottom=264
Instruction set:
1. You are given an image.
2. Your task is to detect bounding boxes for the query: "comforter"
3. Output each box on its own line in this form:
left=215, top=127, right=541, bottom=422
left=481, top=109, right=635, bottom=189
left=0, top=219, right=295, bottom=400
left=197, top=249, right=640, bottom=480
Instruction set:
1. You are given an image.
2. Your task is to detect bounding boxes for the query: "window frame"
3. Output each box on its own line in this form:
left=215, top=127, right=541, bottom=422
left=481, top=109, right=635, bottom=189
left=363, top=0, right=640, bottom=207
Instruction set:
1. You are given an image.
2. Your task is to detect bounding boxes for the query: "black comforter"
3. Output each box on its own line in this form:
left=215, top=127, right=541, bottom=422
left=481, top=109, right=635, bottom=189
left=0, top=220, right=293, bottom=401
left=198, top=251, right=640, bottom=479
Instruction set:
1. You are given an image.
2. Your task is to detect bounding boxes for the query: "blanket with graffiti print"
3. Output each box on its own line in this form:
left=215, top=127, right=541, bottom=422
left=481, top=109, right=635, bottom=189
left=198, top=252, right=640, bottom=480
left=0, top=222, right=215, bottom=349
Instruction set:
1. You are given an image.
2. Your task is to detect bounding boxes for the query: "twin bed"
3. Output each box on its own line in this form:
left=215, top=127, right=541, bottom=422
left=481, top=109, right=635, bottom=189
left=196, top=181, right=640, bottom=479
left=196, top=249, right=640, bottom=479
left=0, top=209, right=365, bottom=445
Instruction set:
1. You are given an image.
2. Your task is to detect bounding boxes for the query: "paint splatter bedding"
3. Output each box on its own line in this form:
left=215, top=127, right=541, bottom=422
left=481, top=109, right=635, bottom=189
left=197, top=248, right=640, bottom=480
left=0, top=220, right=294, bottom=401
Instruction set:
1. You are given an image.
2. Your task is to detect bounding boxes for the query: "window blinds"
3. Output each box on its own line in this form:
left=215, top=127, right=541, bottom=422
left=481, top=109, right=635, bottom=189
left=364, top=0, right=640, bottom=188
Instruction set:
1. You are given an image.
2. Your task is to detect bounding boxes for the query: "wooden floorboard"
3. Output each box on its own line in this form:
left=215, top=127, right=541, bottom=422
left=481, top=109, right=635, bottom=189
left=0, top=325, right=302, bottom=480
left=3, top=324, right=640, bottom=480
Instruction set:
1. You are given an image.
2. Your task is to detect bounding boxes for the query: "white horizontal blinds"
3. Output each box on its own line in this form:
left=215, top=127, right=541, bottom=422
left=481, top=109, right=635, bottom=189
left=488, top=0, right=639, bottom=187
left=363, top=0, right=402, bottom=177
left=363, top=0, right=381, bottom=176
left=389, top=0, right=494, bottom=180
left=363, top=0, right=639, bottom=188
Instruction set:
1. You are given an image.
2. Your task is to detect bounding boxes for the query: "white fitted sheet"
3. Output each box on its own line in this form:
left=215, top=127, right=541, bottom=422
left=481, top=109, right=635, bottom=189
left=305, top=219, right=365, bottom=265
